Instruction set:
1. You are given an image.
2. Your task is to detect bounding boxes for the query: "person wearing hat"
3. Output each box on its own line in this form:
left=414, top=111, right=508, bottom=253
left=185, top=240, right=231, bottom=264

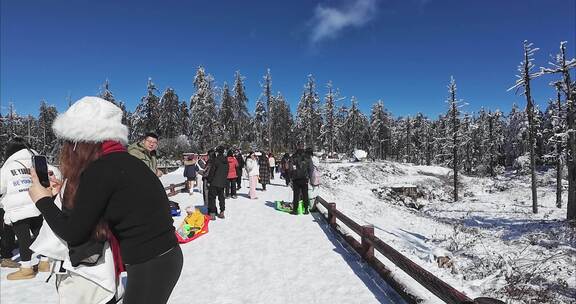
left=28, top=96, right=182, bottom=304
left=128, top=132, right=163, bottom=177
left=206, top=146, right=229, bottom=220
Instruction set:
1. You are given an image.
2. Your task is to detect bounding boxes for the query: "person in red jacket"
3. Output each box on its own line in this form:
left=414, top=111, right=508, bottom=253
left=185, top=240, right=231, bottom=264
left=225, top=150, right=238, bottom=199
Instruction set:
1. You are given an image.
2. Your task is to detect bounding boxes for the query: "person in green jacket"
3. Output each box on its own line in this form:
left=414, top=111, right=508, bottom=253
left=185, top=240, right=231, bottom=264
left=128, top=132, right=163, bottom=177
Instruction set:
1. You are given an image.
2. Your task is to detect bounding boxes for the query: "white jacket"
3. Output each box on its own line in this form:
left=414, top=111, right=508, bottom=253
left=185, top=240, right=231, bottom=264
left=245, top=158, right=260, bottom=177
left=30, top=191, right=121, bottom=304
left=0, top=149, right=60, bottom=224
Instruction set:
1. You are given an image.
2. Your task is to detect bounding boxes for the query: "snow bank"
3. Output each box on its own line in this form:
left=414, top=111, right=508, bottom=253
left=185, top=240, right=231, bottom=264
left=316, top=160, right=575, bottom=303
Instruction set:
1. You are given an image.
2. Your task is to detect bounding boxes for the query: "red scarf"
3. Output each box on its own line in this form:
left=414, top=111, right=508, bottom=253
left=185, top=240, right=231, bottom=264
left=101, top=141, right=126, bottom=278
left=101, top=140, right=127, bottom=155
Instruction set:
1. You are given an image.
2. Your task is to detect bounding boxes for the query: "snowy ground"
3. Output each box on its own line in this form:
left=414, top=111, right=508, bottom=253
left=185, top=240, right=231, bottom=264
left=0, top=169, right=404, bottom=304
left=316, top=161, right=576, bottom=303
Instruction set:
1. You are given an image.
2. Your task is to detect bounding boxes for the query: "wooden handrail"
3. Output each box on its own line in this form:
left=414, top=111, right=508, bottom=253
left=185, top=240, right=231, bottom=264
left=314, top=196, right=503, bottom=304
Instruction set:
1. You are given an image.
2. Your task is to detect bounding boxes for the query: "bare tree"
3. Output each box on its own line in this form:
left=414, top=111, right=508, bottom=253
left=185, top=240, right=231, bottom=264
left=509, top=40, right=539, bottom=213
left=539, top=41, right=576, bottom=220
left=446, top=76, right=464, bottom=202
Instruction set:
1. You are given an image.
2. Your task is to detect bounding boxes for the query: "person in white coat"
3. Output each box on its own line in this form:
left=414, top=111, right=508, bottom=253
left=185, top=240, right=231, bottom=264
left=0, top=137, right=60, bottom=280
left=245, top=152, right=260, bottom=200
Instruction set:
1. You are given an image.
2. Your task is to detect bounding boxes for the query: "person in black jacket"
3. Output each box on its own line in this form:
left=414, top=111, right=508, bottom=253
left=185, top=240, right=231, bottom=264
left=234, top=149, right=245, bottom=190
left=28, top=97, right=182, bottom=304
left=289, top=143, right=311, bottom=215
left=206, top=146, right=229, bottom=220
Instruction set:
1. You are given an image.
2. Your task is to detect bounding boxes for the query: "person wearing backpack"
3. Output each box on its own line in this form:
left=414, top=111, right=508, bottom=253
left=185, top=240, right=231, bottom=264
left=288, top=143, right=311, bottom=215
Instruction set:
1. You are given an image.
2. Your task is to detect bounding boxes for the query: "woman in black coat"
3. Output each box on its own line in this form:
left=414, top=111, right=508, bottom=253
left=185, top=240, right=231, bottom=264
left=258, top=152, right=270, bottom=190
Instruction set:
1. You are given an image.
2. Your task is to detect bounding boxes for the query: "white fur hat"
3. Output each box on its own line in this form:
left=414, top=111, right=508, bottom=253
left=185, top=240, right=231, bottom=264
left=52, top=96, right=129, bottom=145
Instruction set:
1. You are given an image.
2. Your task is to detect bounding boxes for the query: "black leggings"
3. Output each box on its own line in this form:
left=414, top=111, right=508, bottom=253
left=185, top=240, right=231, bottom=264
left=124, top=245, right=183, bottom=304
left=12, top=215, right=43, bottom=262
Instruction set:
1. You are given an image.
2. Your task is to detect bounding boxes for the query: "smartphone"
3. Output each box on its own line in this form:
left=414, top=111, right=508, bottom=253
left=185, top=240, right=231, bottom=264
left=32, top=155, right=50, bottom=188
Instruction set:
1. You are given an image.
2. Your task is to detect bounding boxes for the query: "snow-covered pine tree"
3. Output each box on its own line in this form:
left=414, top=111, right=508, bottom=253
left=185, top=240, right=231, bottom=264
left=485, top=110, right=504, bottom=176
left=369, top=100, right=390, bottom=160
left=460, top=113, right=474, bottom=174
left=538, top=41, right=576, bottom=220
left=341, top=97, right=369, bottom=152
left=543, top=86, right=566, bottom=208
left=233, top=71, right=250, bottom=145
left=412, top=113, right=429, bottom=165
left=159, top=87, right=180, bottom=139
left=219, top=82, right=235, bottom=145
left=446, top=76, right=464, bottom=202
left=178, top=101, right=190, bottom=139
left=295, top=75, right=322, bottom=150
left=320, top=82, right=346, bottom=156
left=22, top=114, right=39, bottom=152
left=508, top=40, right=539, bottom=213
left=262, top=69, right=273, bottom=152
left=132, top=78, right=161, bottom=139
left=271, top=92, right=293, bottom=152
left=190, top=67, right=218, bottom=151
left=99, top=79, right=118, bottom=106
left=98, top=79, right=129, bottom=126
left=253, top=97, right=267, bottom=149
left=404, top=116, right=413, bottom=163
left=37, top=100, right=58, bottom=155
left=505, top=103, right=527, bottom=167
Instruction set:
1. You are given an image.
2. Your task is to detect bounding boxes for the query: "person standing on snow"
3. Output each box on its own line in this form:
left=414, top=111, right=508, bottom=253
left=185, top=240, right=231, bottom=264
left=289, top=143, right=311, bottom=215
left=0, top=137, right=60, bottom=280
left=128, top=132, right=163, bottom=177
left=225, top=150, right=238, bottom=199
left=245, top=152, right=260, bottom=200
left=234, top=149, right=244, bottom=190
left=196, top=153, right=208, bottom=195
left=183, top=154, right=198, bottom=195
left=280, top=153, right=291, bottom=186
left=258, top=151, right=270, bottom=191
left=206, top=146, right=229, bottom=220
left=268, top=153, right=276, bottom=180
left=28, top=97, right=182, bottom=304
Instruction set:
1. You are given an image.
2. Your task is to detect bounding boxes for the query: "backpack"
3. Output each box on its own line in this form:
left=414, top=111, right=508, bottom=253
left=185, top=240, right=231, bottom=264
left=290, top=154, right=310, bottom=180
left=169, top=201, right=181, bottom=217
left=310, top=163, right=320, bottom=186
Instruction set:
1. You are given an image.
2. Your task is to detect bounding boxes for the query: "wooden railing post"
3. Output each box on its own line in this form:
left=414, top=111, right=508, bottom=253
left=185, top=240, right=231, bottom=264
left=328, top=203, right=337, bottom=228
left=361, top=225, right=374, bottom=261
left=169, top=184, right=175, bottom=196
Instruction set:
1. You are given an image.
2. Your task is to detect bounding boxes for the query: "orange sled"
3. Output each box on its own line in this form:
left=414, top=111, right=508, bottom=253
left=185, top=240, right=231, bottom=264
left=175, top=214, right=210, bottom=244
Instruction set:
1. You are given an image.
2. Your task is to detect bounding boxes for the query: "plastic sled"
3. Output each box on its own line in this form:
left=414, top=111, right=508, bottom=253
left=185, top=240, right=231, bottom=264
left=275, top=200, right=307, bottom=215
left=175, top=215, right=210, bottom=244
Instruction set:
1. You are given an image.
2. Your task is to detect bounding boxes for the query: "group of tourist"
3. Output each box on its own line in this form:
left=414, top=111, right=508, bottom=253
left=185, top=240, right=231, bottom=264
left=0, top=96, right=321, bottom=304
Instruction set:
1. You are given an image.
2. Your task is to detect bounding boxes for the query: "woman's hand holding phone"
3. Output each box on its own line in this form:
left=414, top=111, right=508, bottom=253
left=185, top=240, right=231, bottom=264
left=29, top=168, right=53, bottom=203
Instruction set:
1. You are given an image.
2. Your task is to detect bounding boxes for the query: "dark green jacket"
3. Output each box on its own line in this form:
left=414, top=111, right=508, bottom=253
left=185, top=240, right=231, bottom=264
left=128, top=142, right=157, bottom=173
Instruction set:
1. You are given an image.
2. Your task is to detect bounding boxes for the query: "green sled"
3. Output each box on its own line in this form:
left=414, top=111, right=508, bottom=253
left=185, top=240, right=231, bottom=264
left=275, top=200, right=306, bottom=215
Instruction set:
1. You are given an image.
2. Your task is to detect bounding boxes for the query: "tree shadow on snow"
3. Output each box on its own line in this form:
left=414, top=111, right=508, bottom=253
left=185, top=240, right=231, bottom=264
left=310, top=212, right=406, bottom=304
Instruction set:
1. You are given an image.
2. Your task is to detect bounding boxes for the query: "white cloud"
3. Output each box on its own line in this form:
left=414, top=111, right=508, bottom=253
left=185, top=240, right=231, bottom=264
left=310, top=0, right=378, bottom=44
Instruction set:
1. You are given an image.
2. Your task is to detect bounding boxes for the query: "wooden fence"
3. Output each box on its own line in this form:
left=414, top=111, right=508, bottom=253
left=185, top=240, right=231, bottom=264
left=314, top=196, right=503, bottom=304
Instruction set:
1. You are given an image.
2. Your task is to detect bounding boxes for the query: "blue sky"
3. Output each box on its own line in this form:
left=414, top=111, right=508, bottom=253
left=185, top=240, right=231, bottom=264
left=1, top=0, right=575, bottom=118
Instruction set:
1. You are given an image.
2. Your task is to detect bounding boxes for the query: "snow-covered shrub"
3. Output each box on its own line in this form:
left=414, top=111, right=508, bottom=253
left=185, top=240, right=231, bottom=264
left=512, top=154, right=531, bottom=174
